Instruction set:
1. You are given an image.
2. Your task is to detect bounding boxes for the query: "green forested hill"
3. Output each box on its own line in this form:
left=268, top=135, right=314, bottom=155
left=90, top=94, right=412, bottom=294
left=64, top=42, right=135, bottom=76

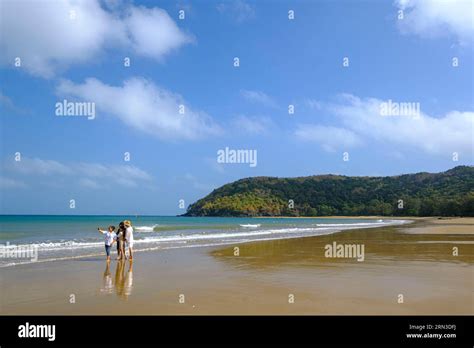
left=184, top=166, right=474, bottom=217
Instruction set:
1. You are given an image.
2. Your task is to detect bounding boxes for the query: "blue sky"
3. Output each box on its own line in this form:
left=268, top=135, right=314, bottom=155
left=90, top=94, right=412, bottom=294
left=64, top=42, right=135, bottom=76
left=0, top=0, right=473, bottom=215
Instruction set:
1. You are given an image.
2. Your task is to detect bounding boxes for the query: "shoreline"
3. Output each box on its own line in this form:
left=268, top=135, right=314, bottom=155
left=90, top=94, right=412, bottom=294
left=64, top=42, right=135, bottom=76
left=254, top=216, right=429, bottom=220
left=0, top=217, right=472, bottom=315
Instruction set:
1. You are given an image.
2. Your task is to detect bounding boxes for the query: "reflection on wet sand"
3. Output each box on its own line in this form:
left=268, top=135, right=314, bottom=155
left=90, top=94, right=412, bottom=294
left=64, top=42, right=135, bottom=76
left=100, top=262, right=113, bottom=294
left=211, top=224, right=474, bottom=270
left=100, top=260, right=134, bottom=299
left=115, top=260, right=134, bottom=300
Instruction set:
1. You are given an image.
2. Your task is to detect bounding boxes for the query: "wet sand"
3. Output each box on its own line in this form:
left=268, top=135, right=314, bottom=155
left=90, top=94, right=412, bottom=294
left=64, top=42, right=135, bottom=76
left=1, top=217, right=473, bottom=315
left=403, top=217, right=474, bottom=234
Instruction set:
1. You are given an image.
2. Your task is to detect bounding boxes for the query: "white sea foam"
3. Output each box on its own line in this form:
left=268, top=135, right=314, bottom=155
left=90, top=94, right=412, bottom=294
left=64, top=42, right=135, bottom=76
left=240, top=224, right=261, bottom=228
left=5, top=240, right=103, bottom=251
left=315, top=220, right=406, bottom=227
left=140, top=227, right=334, bottom=243
left=134, top=224, right=159, bottom=232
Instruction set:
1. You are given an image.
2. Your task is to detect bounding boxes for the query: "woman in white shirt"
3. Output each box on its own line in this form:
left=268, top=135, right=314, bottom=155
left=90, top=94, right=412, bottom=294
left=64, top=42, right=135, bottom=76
left=124, top=220, right=134, bottom=260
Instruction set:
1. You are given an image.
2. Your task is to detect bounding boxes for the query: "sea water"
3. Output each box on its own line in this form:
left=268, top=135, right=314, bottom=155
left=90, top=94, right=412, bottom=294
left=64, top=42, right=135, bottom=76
left=0, top=215, right=407, bottom=267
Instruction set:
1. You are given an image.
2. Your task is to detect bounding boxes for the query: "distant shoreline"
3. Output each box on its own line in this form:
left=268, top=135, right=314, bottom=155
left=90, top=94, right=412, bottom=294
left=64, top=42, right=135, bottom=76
left=252, top=215, right=421, bottom=219
left=251, top=216, right=466, bottom=221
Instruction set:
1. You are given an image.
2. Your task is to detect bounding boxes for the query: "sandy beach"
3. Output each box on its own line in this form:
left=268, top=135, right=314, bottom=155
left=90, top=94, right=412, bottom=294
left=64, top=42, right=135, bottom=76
left=1, top=217, right=472, bottom=315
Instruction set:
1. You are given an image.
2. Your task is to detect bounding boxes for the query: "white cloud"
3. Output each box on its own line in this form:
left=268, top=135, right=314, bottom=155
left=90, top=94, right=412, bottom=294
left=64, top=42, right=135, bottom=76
left=395, top=0, right=474, bottom=44
left=232, top=115, right=274, bottom=135
left=11, top=158, right=72, bottom=175
left=304, top=99, right=323, bottom=110
left=0, top=177, right=27, bottom=189
left=124, top=6, right=193, bottom=59
left=56, top=77, right=222, bottom=140
left=331, top=94, right=473, bottom=154
left=295, top=93, right=474, bottom=155
left=78, top=178, right=101, bottom=189
left=295, top=125, right=362, bottom=152
left=182, top=173, right=215, bottom=191
left=0, top=93, right=14, bottom=109
left=217, top=0, right=255, bottom=23
left=0, top=92, right=30, bottom=115
left=74, top=162, right=152, bottom=187
left=0, top=0, right=193, bottom=77
left=240, top=89, right=278, bottom=108
left=6, top=157, right=153, bottom=188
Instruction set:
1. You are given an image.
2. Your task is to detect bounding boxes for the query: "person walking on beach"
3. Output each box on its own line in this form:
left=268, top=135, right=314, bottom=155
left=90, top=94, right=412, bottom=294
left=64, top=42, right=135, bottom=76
left=98, top=225, right=116, bottom=262
left=116, top=222, right=126, bottom=260
left=124, top=220, right=134, bottom=260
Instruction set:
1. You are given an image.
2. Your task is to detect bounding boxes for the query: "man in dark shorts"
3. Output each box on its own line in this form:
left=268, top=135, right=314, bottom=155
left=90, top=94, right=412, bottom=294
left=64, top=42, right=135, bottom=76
left=116, top=221, right=126, bottom=260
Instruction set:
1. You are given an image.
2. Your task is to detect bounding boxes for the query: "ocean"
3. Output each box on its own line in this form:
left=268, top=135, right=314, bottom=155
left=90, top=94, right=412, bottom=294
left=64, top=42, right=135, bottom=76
left=0, top=215, right=408, bottom=267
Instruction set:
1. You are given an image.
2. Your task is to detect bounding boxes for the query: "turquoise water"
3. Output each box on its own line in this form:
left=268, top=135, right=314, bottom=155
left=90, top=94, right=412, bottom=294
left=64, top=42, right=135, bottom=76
left=0, top=215, right=406, bottom=267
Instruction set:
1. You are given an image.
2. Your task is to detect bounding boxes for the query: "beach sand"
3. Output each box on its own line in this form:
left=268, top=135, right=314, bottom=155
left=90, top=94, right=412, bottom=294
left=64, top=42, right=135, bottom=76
left=1, top=217, right=473, bottom=315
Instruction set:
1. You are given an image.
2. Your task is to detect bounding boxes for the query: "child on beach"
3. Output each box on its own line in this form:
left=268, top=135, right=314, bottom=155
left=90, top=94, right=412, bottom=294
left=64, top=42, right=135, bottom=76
left=98, top=226, right=116, bottom=262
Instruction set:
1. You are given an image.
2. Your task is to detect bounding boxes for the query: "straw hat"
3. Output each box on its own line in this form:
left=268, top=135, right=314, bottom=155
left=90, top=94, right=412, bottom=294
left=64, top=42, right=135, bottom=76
left=124, top=220, right=132, bottom=227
